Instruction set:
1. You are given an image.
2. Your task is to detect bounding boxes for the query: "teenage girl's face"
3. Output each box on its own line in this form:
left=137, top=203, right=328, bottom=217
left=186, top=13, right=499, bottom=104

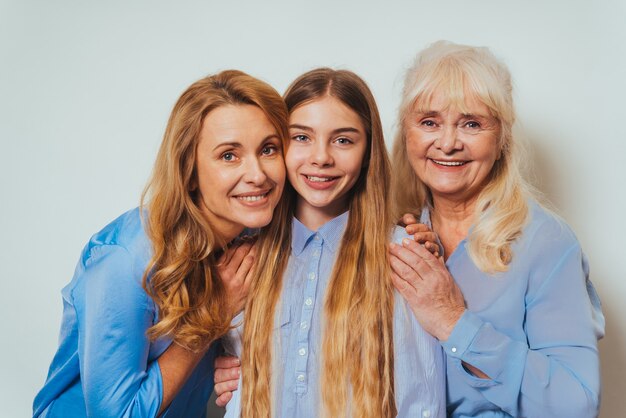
left=286, top=96, right=367, bottom=227
left=195, top=104, right=285, bottom=241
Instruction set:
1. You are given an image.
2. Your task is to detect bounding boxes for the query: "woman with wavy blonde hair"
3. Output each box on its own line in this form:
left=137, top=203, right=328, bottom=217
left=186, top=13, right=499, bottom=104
left=33, top=70, right=288, bottom=418
left=389, top=41, right=604, bottom=417
left=215, top=68, right=445, bottom=418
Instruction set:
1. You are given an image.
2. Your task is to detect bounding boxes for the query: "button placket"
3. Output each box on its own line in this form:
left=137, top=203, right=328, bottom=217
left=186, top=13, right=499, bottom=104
left=293, top=233, right=323, bottom=393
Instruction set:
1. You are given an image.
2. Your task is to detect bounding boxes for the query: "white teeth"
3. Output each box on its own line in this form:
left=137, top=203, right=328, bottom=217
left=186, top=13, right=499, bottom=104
left=237, top=193, right=267, bottom=202
left=306, top=175, right=334, bottom=182
left=432, top=160, right=466, bottom=166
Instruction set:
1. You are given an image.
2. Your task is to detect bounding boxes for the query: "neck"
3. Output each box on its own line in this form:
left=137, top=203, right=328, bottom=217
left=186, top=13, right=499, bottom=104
left=295, top=197, right=348, bottom=231
left=430, top=194, right=478, bottom=258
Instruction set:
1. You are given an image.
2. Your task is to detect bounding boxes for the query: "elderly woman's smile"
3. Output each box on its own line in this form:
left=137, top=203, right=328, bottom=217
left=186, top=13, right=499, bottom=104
left=405, top=91, right=500, bottom=201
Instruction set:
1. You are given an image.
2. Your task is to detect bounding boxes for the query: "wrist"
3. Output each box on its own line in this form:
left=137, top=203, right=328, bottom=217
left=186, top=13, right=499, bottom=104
left=436, top=306, right=465, bottom=341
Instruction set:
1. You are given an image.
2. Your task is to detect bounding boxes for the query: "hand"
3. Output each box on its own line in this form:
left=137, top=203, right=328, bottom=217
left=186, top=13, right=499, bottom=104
left=214, top=356, right=241, bottom=407
left=389, top=237, right=465, bottom=341
left=400, top=213, right=441, bottom=258
left=216, top=240, right=257, bottom=316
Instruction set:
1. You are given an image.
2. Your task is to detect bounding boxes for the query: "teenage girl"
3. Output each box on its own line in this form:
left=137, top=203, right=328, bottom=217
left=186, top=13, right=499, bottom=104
left=219, top=68, right=445, bottom=418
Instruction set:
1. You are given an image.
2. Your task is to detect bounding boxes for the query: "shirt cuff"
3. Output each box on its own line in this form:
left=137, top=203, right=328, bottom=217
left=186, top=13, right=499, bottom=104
left=441, top=309, right=483, bottom=359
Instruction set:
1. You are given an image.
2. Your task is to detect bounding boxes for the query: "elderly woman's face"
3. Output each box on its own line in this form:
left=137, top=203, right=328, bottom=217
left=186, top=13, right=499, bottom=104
left=404, top=91, right=500, bottom=203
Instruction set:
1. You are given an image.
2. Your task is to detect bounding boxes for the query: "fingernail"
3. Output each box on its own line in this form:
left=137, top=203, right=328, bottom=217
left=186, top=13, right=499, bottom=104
left=402, top=238, right=411, bottom=246
left=389, top=242, right=397, bottom=249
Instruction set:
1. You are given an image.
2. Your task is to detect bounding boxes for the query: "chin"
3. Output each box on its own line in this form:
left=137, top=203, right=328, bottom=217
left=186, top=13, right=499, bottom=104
left=241, top=212, right=274, bottom=229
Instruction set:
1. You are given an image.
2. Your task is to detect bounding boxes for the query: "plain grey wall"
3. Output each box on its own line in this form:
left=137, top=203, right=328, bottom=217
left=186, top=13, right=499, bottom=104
left=1, top=1, right=624, bottom=417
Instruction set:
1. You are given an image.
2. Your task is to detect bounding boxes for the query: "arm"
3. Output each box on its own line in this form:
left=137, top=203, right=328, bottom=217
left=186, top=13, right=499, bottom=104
left=390, top=237, right=604, bottom=418
left=75, top=244, right=174, bottom=417
left=75, top=241, right=255, bottom=417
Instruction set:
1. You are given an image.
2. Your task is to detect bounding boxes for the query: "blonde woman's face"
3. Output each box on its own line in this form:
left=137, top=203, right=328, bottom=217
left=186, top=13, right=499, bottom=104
left=404, top=91, right=500, bottom=204
left=286, top=96, right=367, bottom=227
left=195, top=104, right=285, bottom=241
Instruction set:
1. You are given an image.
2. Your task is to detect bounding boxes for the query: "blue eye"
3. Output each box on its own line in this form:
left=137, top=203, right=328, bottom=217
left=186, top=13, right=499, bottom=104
left=292, top=134, right=309, bottom=142
left=222, top=152, right=235, bottom=161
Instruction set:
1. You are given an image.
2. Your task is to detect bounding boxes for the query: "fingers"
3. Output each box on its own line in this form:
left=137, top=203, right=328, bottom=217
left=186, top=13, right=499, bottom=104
left=400, top=238, right=441, bottom=270
left=214, top=363, right=240, bottom=386
left=388, top=247, right=421, bottom=291
left=215, top=391, right=233, bottom=408
left=405, top=222, right=430, bottom=235
left=214, top=377, right=240, bottom=397
left=401, top=213, right=419, bottom=227
left=215, top=356, right=240, bottom=369
left=228, top=242, right=254, bottom=271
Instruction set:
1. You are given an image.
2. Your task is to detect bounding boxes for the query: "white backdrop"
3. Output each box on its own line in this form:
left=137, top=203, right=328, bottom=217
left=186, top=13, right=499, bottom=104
left=1, top=1, right=624, bottom=417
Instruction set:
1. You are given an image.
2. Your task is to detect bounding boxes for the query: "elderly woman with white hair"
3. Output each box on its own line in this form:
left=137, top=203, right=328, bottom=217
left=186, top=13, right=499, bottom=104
left=389, top=41, right=604, bottom=417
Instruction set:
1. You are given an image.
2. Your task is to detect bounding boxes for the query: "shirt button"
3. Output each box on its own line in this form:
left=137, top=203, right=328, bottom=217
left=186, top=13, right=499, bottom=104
left=297, top=374, right=305, bottom=382
left=451, top=347, right=457, bottom=353
left=305, top=298, right=313, bottom=306
left=300, top=321, right=308, bottom=329
left=422, top=410, right=431, bottom=418
left=308, top=272, right=316, bottom=280
left=298, top=348, right=306, bottom=356
left=313, top=250, right=320, bottom=257
left=314, top=234, right=321, bottom=241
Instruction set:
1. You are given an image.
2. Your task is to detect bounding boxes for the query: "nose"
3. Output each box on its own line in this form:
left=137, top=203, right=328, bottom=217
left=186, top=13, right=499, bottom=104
left=437, top=125, right=462, bottom=154
left=242, top=155, right=268, bottom=185
left=309, top=141, right=333, bottom=166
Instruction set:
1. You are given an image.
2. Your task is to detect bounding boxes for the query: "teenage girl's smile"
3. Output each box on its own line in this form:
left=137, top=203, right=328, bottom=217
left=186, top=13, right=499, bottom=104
left=286, top=95, right=367, bottom=226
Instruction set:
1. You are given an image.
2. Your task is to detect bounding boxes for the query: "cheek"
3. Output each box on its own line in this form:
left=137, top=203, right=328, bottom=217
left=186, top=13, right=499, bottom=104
left=264, top=157, right=286, bottom=185
left=405, top=135, right=429, bottom=167
left=285, top=147, right=304, bottom=179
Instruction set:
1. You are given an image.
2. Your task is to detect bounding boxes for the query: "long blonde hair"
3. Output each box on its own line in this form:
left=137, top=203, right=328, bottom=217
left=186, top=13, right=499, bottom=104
left=241, top=68, right=396, bottom=418
left=141, top=70, right=288, bottom=350
left=392, top=41, right=532, bottom=273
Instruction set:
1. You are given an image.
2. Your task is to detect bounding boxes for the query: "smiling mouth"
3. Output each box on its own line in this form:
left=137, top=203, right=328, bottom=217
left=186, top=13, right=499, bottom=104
left=430, top=159, right=468, bottom=167
left=305, top=175, right=339, bottom=182
left=234, top=190, right=271, bottom=202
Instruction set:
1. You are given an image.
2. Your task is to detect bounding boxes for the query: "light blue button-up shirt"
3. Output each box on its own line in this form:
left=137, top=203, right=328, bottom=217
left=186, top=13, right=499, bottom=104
left=224, top=211, right=445, bottom=418
left=420, top=200, right=605, bottom=418
left=33, top=208, right=216, bottom=418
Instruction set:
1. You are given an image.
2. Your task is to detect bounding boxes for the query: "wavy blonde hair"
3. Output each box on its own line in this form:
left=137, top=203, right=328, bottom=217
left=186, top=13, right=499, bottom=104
left=392, top=40, right=532, bottom=273
left=241, top=68, right=396, bottom=418
left=141, top=70, right=288, bottom=350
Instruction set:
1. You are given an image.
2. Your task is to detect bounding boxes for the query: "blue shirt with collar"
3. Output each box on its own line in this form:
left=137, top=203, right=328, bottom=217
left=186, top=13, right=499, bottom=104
left=33, top=208, right=216, bottom=418
left=224, top=211, right=445, bottom=418
left=419, top=200, right=604, bottom=418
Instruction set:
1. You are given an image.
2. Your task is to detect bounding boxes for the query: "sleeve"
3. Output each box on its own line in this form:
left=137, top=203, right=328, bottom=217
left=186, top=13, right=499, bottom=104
left=72, top=244, right=165, bottom=418
left=441, top=236, right=604, bottom=417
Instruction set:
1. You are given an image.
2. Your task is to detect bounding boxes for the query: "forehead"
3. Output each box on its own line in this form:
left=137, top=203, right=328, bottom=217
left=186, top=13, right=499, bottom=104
left=289, top=96, right=364, bottom=130
left=201, top=104, right=275, bottom=140
left=412, top=89, right=493, bottom=117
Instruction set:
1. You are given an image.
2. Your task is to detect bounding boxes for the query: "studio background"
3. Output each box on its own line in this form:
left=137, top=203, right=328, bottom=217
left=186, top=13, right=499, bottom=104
left=1, top=1, right=624, bottom=417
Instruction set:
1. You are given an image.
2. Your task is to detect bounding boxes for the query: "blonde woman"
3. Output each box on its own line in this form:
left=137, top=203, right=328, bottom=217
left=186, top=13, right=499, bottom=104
left=33, top=70, right=288, bottom=418
left=216, top=68, right=445, bottom=418
left=389, top=41, right=604, bottom=417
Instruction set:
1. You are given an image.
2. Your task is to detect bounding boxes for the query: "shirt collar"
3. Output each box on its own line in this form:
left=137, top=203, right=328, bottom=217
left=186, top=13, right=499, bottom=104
left=291, top=211, right=349, bottom=256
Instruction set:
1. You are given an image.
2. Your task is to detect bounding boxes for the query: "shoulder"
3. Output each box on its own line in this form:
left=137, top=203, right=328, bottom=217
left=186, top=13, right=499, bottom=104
left=66, top=208, right=153, bottom=307
left=519, top=199, right=581, bottom=255
left=391, top=225, right=411, bottom=245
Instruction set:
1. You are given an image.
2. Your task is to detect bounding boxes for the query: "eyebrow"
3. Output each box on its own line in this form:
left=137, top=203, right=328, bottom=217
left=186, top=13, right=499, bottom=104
left=414, top=111, right=439, bottom=118
left=212, top=142, right=242, bottom=152
left=212, top=135, right=280, bottom=152
left=289, top=124, right=361, bottom=135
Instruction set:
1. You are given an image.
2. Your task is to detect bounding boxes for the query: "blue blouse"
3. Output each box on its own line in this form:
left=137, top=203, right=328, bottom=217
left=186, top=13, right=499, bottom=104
left=33, top=208, right=216, bottom=418
left=420, top=201, right=605, bottom=417
left=224, top=212, right=446, bottom=418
